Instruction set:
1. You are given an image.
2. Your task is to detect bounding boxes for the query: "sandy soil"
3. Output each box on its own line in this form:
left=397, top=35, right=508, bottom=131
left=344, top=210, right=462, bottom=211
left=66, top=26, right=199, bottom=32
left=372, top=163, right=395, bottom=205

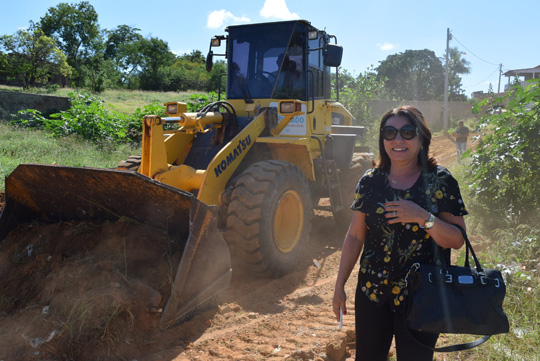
left=0, top=135, right=465, bottom=361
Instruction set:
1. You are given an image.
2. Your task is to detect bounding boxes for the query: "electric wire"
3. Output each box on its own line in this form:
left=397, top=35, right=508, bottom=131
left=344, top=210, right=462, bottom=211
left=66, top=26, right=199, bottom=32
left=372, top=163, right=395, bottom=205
left=450, top=30, right=505, bottom=90
left=451, top=31, right=500, bottom=66
left=468, top=65, right=502, bottom=88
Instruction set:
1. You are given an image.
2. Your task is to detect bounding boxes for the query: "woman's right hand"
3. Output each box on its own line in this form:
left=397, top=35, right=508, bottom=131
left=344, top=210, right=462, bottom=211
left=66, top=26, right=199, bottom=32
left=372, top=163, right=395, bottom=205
left=332, top=286, right=347, bottom=321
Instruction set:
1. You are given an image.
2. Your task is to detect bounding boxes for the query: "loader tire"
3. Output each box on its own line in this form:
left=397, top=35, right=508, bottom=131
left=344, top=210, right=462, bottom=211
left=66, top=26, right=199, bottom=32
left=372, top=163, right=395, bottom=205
left=224, top=160, right=312, bottom=277
left=117, top=155, right=141, bottom=171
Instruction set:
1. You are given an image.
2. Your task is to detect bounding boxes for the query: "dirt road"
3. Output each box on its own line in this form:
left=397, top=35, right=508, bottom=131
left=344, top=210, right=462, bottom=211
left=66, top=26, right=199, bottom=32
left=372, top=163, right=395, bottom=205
left=0, top=135, right=463, bottom=361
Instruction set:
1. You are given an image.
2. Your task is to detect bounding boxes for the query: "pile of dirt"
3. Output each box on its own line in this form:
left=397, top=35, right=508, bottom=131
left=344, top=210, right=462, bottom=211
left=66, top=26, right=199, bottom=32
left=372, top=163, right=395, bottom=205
left=0, top=218, right=177, bottom=360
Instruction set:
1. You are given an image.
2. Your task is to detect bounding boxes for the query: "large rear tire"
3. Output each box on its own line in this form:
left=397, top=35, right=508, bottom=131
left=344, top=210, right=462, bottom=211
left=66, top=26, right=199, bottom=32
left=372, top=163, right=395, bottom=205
left=223, top=160, right=312, bottom=277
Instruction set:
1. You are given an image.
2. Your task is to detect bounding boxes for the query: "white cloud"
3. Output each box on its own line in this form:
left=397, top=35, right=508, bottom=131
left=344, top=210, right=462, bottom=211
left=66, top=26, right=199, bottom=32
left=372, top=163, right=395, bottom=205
left=260, top=0, right=299, bottom=20
left=377, top=42, right=397, bottom=51
left=207, top=10, right=250, bottom=29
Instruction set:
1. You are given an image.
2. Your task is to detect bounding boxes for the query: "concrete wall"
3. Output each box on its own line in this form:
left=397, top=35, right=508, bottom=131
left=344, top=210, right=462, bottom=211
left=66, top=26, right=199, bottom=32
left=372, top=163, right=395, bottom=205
left=0, top=91, right=70, bottom=118
left=368, top=100, right=473, bottom=131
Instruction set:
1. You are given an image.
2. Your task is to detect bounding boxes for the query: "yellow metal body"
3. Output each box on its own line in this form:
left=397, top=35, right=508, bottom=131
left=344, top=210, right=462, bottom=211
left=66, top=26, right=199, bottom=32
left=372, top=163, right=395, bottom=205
left=138, top=97, right=354, bottom=207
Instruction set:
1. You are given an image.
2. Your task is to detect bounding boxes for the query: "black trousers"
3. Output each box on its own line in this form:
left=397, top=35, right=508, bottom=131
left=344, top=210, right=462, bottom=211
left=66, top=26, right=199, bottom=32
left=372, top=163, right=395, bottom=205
left=354, top=287, right=439, bottom=361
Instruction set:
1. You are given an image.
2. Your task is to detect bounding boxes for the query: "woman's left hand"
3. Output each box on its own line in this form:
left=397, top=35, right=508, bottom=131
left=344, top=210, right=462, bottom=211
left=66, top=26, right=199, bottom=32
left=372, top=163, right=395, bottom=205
left=384, top=199, right=429, bottom=226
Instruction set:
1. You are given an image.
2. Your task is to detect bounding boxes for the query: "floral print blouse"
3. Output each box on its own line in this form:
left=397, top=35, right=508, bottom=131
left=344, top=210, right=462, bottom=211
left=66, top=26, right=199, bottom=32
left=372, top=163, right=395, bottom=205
left=350, top=165, right=468, bottom=311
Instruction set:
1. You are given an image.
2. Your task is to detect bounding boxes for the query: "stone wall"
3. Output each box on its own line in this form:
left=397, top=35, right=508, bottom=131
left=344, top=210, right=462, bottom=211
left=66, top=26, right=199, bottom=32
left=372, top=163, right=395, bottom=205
left=369, top=100, right=473, bottom=131
left=0, top=91, right=70, bottom=119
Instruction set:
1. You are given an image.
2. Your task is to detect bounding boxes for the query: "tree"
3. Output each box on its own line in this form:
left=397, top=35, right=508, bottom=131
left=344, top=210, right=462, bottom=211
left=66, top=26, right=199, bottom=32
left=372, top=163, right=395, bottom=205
left=376, top=49, right=444, bottom=101
left=0, top=28, right=71, bottom=88
left=79, top=33, right=111, bottom=93
left=137, top=37, right=176, bottom=91
left=446, top=47, right=470, bottom=101
left=104, top=25, right=144, bottom=86
left=336, top=66, right=385, bottom=125
left=207, top=59, right=227, bottom=93
left=39, top=1, right=100, bottom=85
left=182, top=50, right=205, bottom=64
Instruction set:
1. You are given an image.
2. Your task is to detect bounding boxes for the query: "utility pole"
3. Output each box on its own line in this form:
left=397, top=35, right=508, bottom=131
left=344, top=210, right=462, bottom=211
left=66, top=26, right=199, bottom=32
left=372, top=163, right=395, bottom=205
left=443, top=28, right=451, bottom=131
left=497, top=63, right=502, bottom=93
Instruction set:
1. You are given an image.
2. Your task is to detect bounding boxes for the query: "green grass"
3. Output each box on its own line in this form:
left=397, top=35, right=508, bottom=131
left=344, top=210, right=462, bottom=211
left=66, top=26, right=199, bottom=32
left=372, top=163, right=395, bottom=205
left=0, top=84, right=198, bottom=114
left=0, top=86, right=200, bottom=191
left=0, top=123, right=138, bottom=191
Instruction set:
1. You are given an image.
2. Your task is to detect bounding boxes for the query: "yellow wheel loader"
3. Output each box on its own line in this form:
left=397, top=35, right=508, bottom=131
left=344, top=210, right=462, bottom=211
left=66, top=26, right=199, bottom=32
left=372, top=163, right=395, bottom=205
left=0, top=20, right=371, bottom=328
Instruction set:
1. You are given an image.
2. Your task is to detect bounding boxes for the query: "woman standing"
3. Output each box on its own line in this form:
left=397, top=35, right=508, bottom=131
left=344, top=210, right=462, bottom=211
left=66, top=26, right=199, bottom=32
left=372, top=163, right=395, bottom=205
left=332, top=106, right=468, bottom=360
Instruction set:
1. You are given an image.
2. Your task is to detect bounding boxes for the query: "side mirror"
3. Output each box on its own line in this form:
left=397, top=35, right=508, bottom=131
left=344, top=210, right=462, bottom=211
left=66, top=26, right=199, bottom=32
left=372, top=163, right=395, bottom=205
left=323, top=43, right=343, bottom=67
left=206, top=51, right=213, bottom=72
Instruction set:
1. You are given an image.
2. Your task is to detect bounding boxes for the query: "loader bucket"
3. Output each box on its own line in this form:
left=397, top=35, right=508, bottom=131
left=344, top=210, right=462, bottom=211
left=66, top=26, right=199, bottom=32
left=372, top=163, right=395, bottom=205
left=0, top=163, right=231, bottom=329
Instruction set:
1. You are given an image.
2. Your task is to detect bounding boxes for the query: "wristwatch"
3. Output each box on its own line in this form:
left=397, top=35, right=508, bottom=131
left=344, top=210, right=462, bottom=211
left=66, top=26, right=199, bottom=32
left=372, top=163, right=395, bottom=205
left=420, top=213, right=435, bottom=230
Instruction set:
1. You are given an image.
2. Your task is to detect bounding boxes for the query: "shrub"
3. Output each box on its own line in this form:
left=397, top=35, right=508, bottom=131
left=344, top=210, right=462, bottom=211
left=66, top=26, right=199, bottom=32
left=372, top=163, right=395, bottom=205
left=468, top=80, right=540, bottom=231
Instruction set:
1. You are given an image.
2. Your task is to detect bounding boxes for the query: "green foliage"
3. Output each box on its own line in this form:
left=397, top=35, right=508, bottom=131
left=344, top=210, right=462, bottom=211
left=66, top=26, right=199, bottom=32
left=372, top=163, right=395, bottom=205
left=38, top=1, right=100, bottom=71
left=186, top=92, right=218, bottom=112
left=337, top=66, right=384, bottom=125
left=0, top=28, right=71, bottom=88
left=468, top=80, right=540, bottom=230
left=137, top=37, right=176, bottom=91
left=15, top=92, right=165, bottom=144
left=103, top=25, right=145, bottom=89
left=12, top=91, right=216, bottom=143
left=376, top=49, right=444, bottom=101
left=447, top=47, right=471, bottom=101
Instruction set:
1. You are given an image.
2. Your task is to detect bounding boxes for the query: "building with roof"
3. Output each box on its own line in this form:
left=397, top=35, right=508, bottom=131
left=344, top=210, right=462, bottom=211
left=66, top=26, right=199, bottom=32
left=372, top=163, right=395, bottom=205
left=503, top=65, right=540, bottom=91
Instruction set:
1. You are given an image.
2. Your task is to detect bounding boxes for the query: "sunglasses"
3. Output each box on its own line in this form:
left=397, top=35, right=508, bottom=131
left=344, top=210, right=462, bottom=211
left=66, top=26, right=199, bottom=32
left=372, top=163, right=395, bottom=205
left=381, top=125, right=419, bottom=141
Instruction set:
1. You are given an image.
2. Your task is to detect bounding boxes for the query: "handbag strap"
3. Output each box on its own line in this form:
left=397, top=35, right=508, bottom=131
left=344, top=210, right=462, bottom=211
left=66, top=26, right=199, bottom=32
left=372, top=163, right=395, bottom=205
left=402, top=314, right=492, bottom=352
left=457, top=224, right=483, bottom=272
left=433, top=223, right=484, bottom=273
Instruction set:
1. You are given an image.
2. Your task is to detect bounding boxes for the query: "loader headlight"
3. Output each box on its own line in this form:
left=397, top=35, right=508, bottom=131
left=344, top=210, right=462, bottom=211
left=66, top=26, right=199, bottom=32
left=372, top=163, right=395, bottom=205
left=165, top=102, right=187, bottom=116
left=279, top=101, right=302, bottom=114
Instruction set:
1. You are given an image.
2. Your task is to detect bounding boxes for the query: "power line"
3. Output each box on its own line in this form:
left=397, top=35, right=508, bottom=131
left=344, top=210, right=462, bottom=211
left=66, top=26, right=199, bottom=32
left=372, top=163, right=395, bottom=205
left=451, top=31, right=500, bottom=66
left=468, top=64, right=501, bottom=87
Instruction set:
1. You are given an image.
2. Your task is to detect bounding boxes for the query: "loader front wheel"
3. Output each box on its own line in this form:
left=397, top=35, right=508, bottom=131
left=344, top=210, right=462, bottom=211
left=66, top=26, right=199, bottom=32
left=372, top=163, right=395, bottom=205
left=224, top=160, right=312, bottom=277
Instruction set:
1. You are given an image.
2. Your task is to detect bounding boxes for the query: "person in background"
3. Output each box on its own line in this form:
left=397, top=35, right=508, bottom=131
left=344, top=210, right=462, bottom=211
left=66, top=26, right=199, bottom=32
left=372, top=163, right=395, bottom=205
left=332, top=105, right=468, bottom=361
left=453, top=120, right=470, bottom=157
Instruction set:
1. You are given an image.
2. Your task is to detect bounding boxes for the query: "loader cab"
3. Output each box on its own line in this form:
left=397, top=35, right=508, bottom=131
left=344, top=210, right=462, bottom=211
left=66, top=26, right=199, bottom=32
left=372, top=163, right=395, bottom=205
left=208, top=20, right=341, bottom=103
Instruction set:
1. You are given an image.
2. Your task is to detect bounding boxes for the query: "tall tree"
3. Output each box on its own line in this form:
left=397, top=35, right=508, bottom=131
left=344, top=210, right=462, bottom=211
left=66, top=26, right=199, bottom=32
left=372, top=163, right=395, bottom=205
left=39, top=1, right=100, bottom=84
left=137, top=37, right=176, bottom=90
left=0, top=28, right=71, bottom=88
left=79, top=32, right=110, bottom=93
left=446, top=47, right=471, bottom=101
left=104, top=25, right=144, bottom=86
left=376, top=49, right=445, bottom=101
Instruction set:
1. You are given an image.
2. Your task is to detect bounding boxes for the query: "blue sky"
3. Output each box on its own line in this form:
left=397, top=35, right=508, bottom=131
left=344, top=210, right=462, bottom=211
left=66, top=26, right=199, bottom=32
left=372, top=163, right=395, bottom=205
left=2, top=0, right=539, bottom=97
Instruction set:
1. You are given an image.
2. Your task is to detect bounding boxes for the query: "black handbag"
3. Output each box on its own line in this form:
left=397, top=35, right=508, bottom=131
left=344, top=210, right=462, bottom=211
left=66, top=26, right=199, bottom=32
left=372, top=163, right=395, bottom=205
left=404, top=224, right=509, bottom=352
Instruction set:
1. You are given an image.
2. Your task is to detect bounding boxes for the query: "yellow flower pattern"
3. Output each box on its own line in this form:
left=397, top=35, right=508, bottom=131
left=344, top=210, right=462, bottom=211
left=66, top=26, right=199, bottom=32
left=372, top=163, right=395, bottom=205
left=350, top=166, right=468, bottom=310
